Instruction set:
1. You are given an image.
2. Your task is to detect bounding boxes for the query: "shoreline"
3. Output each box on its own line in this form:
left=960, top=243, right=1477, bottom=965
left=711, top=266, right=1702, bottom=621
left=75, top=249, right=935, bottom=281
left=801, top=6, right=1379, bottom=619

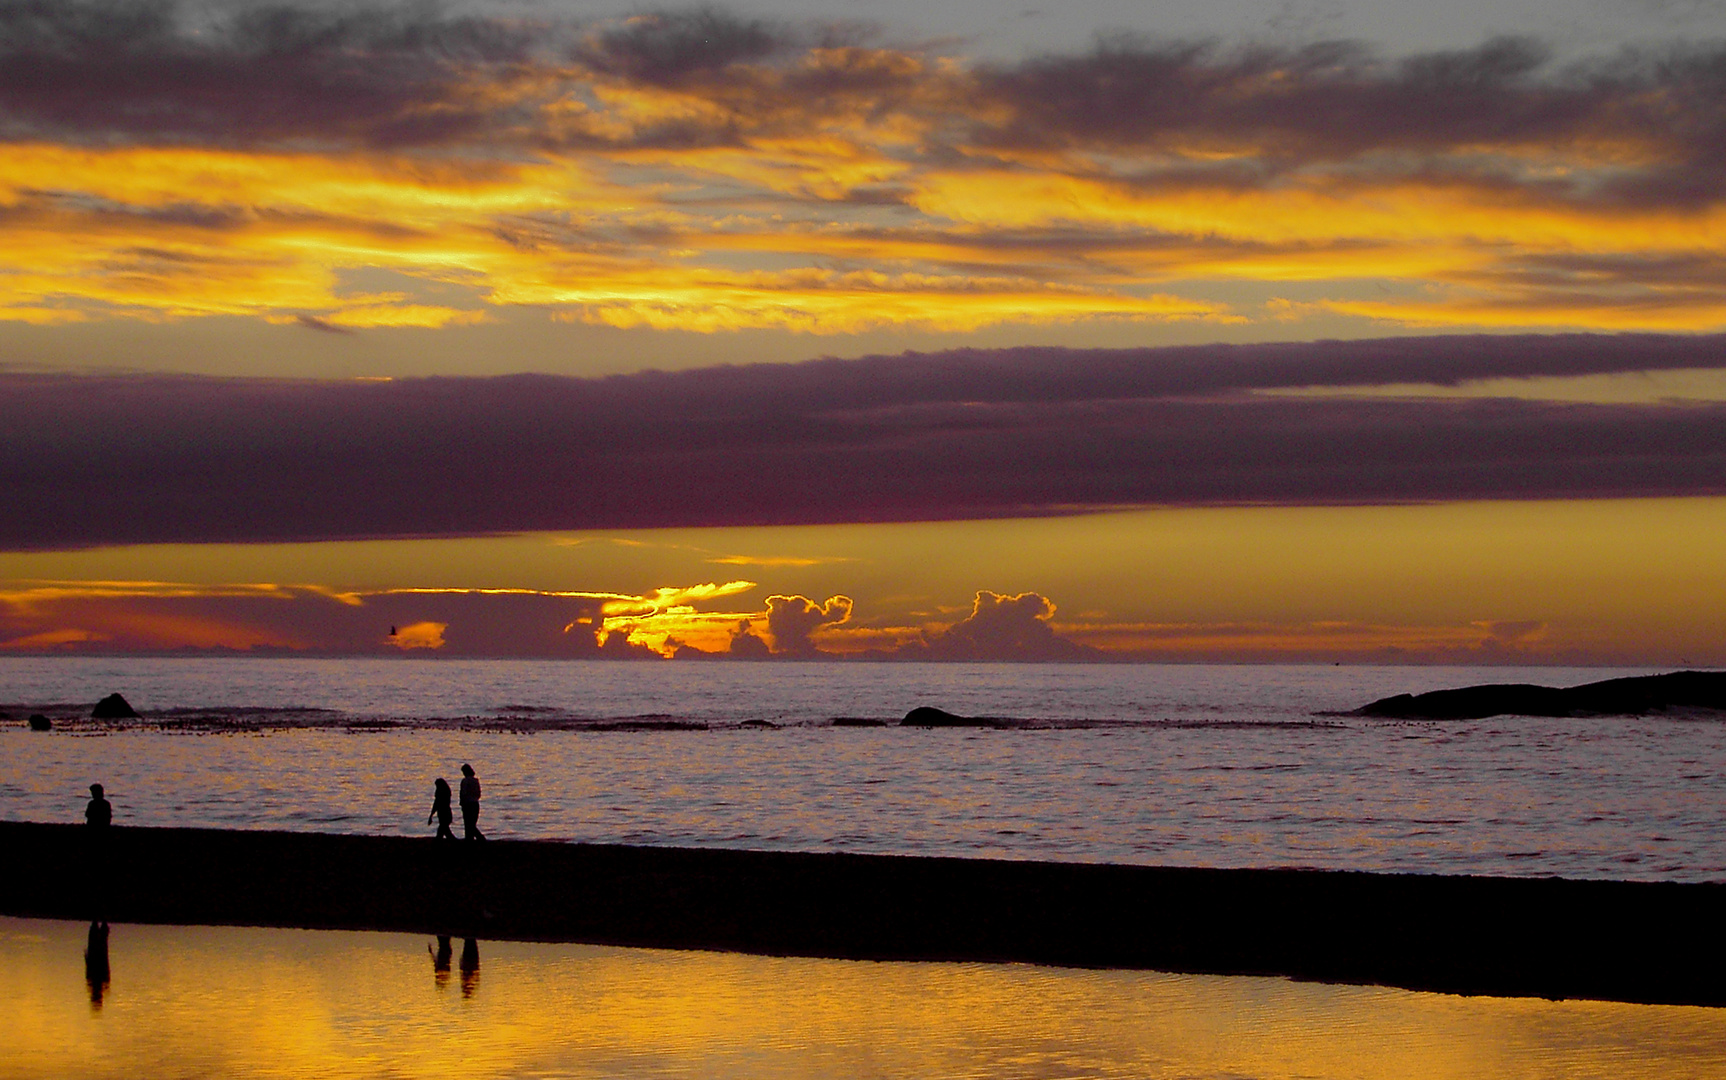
left=2, top=821, right=1721, bottom=1007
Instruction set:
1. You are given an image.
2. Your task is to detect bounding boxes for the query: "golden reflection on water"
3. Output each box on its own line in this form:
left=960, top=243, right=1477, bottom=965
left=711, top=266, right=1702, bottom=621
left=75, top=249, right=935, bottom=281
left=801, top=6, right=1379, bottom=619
left=5, top=917, right=1724, bottom=1080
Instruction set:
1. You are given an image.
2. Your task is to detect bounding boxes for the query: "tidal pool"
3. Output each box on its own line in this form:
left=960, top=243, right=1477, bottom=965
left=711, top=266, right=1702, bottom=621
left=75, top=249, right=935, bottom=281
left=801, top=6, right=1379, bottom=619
left=5, top=916, right=1723, bottom=1079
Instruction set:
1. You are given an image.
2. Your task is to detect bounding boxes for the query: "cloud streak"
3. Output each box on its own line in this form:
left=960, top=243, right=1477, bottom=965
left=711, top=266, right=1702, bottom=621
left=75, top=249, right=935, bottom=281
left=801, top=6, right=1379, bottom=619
left=2, top=4, right=1726, bottom=331
left=5, top=332, right=1726, bottom=548
left=0, top=579, right=733, bottom=656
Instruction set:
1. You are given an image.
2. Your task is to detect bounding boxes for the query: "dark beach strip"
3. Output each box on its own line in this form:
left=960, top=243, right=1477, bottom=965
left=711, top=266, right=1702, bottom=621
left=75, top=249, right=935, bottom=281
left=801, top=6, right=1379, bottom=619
left=2, top=821, right=1720, bottom=1007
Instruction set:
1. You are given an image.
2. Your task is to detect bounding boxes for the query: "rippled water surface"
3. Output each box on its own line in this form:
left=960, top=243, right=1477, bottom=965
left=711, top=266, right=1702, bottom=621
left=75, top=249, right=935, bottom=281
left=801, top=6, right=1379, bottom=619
left=3, top=658, right=1724, bottom=880
left=7, top=917, right=1724, bottom=1080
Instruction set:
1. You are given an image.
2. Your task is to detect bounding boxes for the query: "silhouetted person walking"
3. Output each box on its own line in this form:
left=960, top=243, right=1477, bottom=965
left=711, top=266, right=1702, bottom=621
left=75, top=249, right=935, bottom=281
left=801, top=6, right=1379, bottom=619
left=428, top=778, right=455, bottom=840
left=85, top=921, right=110, bottom=1007
left=460, top=937, right=480, bottom=998
left=459, top=764, right=484, bottom=841
left=85, top=784, right=111, bottom=827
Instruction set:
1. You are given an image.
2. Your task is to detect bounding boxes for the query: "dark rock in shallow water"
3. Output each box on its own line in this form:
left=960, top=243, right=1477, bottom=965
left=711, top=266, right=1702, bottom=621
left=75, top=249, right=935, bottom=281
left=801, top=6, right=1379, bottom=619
left=1354, top=670, right=1726, bottom=720
left=737, top=719, right=778, bottom=729
left=92, top=693, right=139, bottom=719
left=831, top=717, right=886, bottom=727
left=902, top=706, right=993, bottom=727
left=27, top=714, right=51, bottom=731
left=592, top=719, right=708, bottom=731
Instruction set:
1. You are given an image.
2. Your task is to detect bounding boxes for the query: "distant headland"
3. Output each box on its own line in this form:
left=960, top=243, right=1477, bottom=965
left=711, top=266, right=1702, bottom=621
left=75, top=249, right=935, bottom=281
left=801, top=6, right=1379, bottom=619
left=1351, top=670, right=1726, bottom=720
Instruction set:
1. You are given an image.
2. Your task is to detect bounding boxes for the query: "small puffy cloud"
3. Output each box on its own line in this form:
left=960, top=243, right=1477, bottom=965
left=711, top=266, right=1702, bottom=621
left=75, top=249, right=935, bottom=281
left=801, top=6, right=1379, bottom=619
left=764, top=594, right=853, bottom=656
left=923, top=590, right=1098, bottom=662
left=725, top=618, right=773, bottom=658
left=386, top=621, right=446, bottom=650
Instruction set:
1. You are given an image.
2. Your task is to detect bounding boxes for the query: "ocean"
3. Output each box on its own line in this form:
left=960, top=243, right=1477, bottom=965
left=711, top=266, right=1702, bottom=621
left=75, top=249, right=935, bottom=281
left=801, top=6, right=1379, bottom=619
left=4, top=657, right=1721, bottom=882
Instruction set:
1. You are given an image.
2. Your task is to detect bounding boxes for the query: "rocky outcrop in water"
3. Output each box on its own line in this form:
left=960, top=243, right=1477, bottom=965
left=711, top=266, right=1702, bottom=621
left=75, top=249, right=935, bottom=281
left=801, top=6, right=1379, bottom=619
left=27, top=714, right=51, bottom=731
left=1353, top=670, right=1726, bottom=720
left=92, top=693, right=139, bottom=719
left=901, top=706, right=995, bottom=727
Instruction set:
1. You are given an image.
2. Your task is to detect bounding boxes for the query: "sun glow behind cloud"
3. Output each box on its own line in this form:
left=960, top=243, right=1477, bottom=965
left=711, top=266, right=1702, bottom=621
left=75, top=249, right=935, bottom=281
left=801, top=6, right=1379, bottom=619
left=4, top=5, right=1726, bottom=338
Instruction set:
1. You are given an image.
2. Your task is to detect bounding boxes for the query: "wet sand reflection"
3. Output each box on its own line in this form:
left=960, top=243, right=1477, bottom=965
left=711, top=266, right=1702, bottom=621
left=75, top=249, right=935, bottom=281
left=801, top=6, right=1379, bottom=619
left=83, top=921, right=108, bottom=1008
left=459, top=937, right=479, bottom=999
left=5, top=917, right=1724, bottom=1079
left=430, top=935, right=451, bottom=990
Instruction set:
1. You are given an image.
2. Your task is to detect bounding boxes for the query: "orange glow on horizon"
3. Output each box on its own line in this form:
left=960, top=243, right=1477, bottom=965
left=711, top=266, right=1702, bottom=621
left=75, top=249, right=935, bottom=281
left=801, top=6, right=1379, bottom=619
left=1, top=496, right=1723, bottom=663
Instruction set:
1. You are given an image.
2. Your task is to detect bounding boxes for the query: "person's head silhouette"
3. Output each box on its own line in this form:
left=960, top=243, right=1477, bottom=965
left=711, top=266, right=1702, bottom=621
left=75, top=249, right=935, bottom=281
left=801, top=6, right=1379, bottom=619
left=86, top=783, right=112, bottom=827
left=461, top=763, right=474, bottom=778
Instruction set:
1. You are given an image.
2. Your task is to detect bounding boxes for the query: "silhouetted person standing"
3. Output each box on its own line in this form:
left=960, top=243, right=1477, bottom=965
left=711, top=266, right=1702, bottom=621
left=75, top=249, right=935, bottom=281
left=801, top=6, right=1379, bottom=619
left=459, top=937, right=480, bottom=998
left=85, top=784, right=111, bottom=827
left=85, top=921, right=110, bottom=1007
left=459, top=764, right=484, bottom=841
left=428, top=778, right=455, bottom=840
left=430, top=935, right=452, bottom=988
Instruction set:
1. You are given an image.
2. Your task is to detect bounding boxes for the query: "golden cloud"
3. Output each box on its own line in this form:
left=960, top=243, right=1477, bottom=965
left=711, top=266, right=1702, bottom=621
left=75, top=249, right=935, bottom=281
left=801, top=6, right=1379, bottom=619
left=4, top=13, right=1725, bottom=335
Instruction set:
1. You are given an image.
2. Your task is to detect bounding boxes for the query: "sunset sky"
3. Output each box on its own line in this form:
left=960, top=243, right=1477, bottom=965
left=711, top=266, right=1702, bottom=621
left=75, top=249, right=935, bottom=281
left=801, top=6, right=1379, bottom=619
left=3, top=0, right=1726, bottom=662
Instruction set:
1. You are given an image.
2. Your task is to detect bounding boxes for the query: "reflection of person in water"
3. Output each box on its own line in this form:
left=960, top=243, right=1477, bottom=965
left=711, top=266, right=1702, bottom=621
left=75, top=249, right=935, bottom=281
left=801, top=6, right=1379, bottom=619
left=428, top=779, right=455, bottom=840
left=430, top=935, right=452, bottom=988
left=459, top=764, right=484, bottom=841
left=459, top=937, right=480, bottom=998
left=85, top=921, right=110, bottom=1006
left=85, top=784, right=112, bottom=827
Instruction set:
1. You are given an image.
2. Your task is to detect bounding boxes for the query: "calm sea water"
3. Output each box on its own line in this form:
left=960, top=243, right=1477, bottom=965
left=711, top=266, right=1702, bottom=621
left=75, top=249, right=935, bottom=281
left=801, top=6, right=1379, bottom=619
left=3, top=658, right=1723, bottom=881
left=8, top=916, right=1724, bottom=1080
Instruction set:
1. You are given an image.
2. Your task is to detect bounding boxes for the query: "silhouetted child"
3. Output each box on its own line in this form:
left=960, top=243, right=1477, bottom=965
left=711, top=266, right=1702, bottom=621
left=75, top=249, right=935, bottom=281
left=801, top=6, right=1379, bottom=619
left=85, top=921, right=110, bottom=1006
left=459, top=764, right=484, bottom=841
left=428, top=778, right=455, bottom=840
left=85, top=784, right=112, bottom=827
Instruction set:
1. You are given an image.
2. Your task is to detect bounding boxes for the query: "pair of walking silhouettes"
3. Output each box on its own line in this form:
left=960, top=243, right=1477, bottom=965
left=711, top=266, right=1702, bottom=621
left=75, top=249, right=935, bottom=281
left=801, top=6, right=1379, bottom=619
left=429, top=763, right=484, bottom=840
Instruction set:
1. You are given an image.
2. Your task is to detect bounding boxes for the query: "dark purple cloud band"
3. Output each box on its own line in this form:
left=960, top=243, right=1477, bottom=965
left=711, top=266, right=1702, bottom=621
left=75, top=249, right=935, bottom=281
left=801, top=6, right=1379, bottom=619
left=3, top=332, right=1725, bottom=550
